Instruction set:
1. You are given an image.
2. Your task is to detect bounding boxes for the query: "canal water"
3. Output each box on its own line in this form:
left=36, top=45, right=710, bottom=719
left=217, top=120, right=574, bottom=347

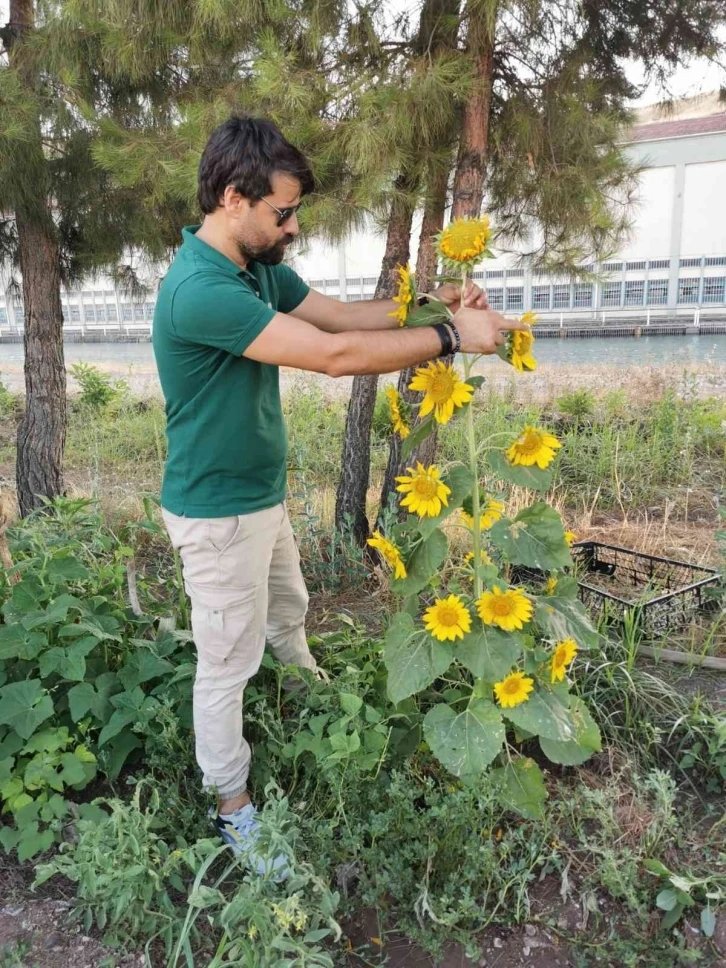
left=0, top=334, right=723, bottom=369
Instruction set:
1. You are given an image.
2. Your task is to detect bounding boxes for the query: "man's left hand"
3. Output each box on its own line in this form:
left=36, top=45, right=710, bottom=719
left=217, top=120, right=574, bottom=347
left=431, top=280, right=489, bottom=314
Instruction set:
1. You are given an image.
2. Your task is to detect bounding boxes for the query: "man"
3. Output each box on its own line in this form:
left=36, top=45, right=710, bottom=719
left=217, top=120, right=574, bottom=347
left=153, top=115, right=525, bottom=873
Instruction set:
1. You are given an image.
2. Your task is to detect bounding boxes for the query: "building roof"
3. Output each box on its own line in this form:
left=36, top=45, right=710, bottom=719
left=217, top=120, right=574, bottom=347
left=630, top=112, right=726, bottom=143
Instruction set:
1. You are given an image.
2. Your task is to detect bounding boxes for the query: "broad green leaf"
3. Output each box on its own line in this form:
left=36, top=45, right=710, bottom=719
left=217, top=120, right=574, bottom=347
left=455, top=628, right=524, bottom=681
left=24, top=755, right=64, bottom=793
left=339, top=693, right=363, bottom=717
left=416, top=465, right=475, bottom=540
left=23, top=727, right=71, bottom=754
left=489, top=503, right=572, bottom=571
left=58, top=615, right=122, bottom=642
left=540, top=698, right=601, bottom=765
left=0, top=680, right=54, bottom=739
left=656, top=888, right=679, bottom=911
left=488, top=448, right=554, bottom=492
left=17, top=823, right=54, bottom=861
left=117, top=651, right=175, bottom=690
left=701, top=908, right=716, bottom=938
left=400, top=415, right=435, bottom=460
left=492, top=757, right=548, bottom=820
left=501, top=685, right=575, bottom=742
left=423, top=699, right=505, bottom=777
left=99, top=732, right=142, bottom=780
left=384, top=613, right=453, bottom=705
left=45, top=557, right=90, bottom=584
left=535, top=596, right=599, bottom=650
left=59, top=752, right=89, bottom=787
left=2, top=577, right=44, bottom=624
left=0, top=626, right=46, bottom=662
left=98, top=689, right=159, bottom=746
left=392, top=528, right=448, bottom=597
left=404, top=301, right=452, bottom=327
left=0, top=826, right=20, bottom=852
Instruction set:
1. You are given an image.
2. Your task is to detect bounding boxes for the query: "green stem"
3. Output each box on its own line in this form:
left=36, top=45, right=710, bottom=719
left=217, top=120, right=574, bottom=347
left=461, top=268, right=483, bottom=601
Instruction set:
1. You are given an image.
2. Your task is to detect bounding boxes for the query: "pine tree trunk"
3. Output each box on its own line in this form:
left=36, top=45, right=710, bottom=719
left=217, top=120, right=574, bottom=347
left=378, top=164, right=448, bottom=518
left=450, top=8, right=495, bottom=219
left=9, top=0, right=67, bottom=516
left=334, top=183, right=415, bottom=543
left=15, top=214, right=66, bottom=517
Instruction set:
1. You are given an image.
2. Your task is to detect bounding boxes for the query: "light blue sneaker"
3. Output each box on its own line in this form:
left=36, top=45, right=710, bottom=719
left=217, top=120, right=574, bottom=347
left=210, top=803, right=289, bottom=879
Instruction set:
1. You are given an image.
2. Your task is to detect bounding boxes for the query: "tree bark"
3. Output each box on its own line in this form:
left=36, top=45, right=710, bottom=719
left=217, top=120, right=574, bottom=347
left=8, top=0, right=67, bottom=517
left=450, top=7, right=496, bottom=219
left=378, top=163, right=449, bottom=519
left=334, top=180, right=415, bottom=543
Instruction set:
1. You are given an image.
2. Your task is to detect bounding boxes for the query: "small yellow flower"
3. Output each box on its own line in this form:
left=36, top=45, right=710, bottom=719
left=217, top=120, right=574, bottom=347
left=248, top=923, right=259, bottom=940
left=477, top=586, right=533, bottom=631
left=464, top=549, right=493, bottom=566
left=505, top=426, right=561, bottom=469
left=551, top=637, right=578, bottom=683
left=509, top=327, right=537, bottom=373
left=423, top=594, right=472, bottom=641
left=367, top=530, right=407, bottom=580
left=388, top=263, right=416, bottom=326
left=564, top=530, right=577, bottom=547
left=408, top=360, right=474, bottom=425
left=385, top=386, right=410, bottom=440
left=460, top=498, right=505, bottom=531
left=544, top=576, right=558, bottom=596
left=395, top=462, right=451, bottom=518
left=436, top=216, right=492, bottom=265
left=494, top=670, right=535, bottom=708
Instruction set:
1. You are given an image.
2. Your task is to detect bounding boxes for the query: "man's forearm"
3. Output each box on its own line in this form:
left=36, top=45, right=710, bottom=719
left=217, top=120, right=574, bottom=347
left=338, top=298, right=402, bottom=331
left=327, top=323, right=441, bottom=377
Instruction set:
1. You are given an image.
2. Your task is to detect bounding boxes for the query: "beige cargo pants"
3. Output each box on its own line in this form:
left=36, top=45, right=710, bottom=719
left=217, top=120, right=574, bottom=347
left=162, top=503, right=317, bottom=800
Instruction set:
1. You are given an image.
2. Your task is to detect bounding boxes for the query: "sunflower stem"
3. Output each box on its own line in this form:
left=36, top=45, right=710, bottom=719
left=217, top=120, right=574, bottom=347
left=461, top=269, right=483, bottom=602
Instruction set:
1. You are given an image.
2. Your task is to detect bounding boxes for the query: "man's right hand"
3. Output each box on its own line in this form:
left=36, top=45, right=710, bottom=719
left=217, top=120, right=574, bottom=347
left=454, top=306, right=531, bottom=355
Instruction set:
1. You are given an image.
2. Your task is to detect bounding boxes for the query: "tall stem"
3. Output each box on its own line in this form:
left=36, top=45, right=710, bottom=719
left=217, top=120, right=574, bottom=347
left=461, top=267, right=483, bottom=600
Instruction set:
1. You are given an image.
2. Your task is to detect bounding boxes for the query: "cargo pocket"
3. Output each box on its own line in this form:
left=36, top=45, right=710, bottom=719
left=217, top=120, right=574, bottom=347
left=190, top=586, right=265, bottom=674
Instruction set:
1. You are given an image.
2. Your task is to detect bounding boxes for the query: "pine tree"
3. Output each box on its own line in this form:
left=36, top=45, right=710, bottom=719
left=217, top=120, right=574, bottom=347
left=375, top=0, right=726, bottom=523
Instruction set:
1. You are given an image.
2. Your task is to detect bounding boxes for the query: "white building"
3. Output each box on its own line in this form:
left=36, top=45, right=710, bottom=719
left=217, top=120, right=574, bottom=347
left=1, top=92, right=724, bottom=335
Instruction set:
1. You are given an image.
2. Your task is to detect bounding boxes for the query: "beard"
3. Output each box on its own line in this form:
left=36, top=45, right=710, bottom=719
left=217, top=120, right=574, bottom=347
left=236, top=234, right=295, bottom=266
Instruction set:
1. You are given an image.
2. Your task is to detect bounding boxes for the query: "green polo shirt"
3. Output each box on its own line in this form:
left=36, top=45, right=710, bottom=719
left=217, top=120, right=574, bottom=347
left=152, top=225, right=309, bottom=517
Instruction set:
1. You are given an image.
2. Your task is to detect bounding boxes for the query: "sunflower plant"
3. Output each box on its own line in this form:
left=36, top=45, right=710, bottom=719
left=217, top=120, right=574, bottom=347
left=369, top=215, right=601, bottom=821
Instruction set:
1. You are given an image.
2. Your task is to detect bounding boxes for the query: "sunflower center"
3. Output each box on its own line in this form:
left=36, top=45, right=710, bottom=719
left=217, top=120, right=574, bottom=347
left=429, top=373, right=455, bottom=402
left=438, top=606, right=460, bottom=627
left=413, top=477, right=438, bottom=499
left=503, top=678, right=521, bottom=695
left=492, top=598, right=514, bottom=617
left=516, top=432, right=543, bottom=456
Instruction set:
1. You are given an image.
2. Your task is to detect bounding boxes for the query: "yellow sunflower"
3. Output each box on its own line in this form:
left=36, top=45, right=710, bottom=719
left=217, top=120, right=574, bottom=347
left=385, top=386, right=410, bottom=440
left=408, top=361, right=474, bottom=425
left=520, top=311, right=539, bottom=327
left=476, top=586, right=533, bottom=632
left=395, top=462, right=451, bottom=518
left=464, top=548, right=493, bottom=566
left=494, top=670, right=535, bottom=709
left=564, top=530, right=577, bottom=547
left=551, top=638, right=578, bottom=683
left=460, top=497, right=505, bottom=531
left=367, top=530, right=407, bottom=580
left=509, top=327, right=537, bottom=373
left=544, top=576, right=558, bottom=596
left=436, top=216, right=492, bottom=265
left=423, top=594, right=472, bottom=641
left=505, top=426, right=561, bottom=469
left=388, top=263, right=416, bottom=326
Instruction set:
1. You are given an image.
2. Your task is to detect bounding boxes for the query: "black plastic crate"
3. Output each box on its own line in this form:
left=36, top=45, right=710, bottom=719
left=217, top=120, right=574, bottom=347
left=511, top=542, right=721, bottom=638
left=573, top=542, right=720, bottom=637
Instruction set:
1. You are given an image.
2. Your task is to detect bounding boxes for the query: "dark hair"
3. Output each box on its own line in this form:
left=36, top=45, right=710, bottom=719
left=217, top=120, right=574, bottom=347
left=197, top=116, right=315, bottom=214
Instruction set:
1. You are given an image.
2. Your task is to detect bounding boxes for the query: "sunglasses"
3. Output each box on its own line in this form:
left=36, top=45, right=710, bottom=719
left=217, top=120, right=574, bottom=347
left=257, top=195, right=303, bottom=227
